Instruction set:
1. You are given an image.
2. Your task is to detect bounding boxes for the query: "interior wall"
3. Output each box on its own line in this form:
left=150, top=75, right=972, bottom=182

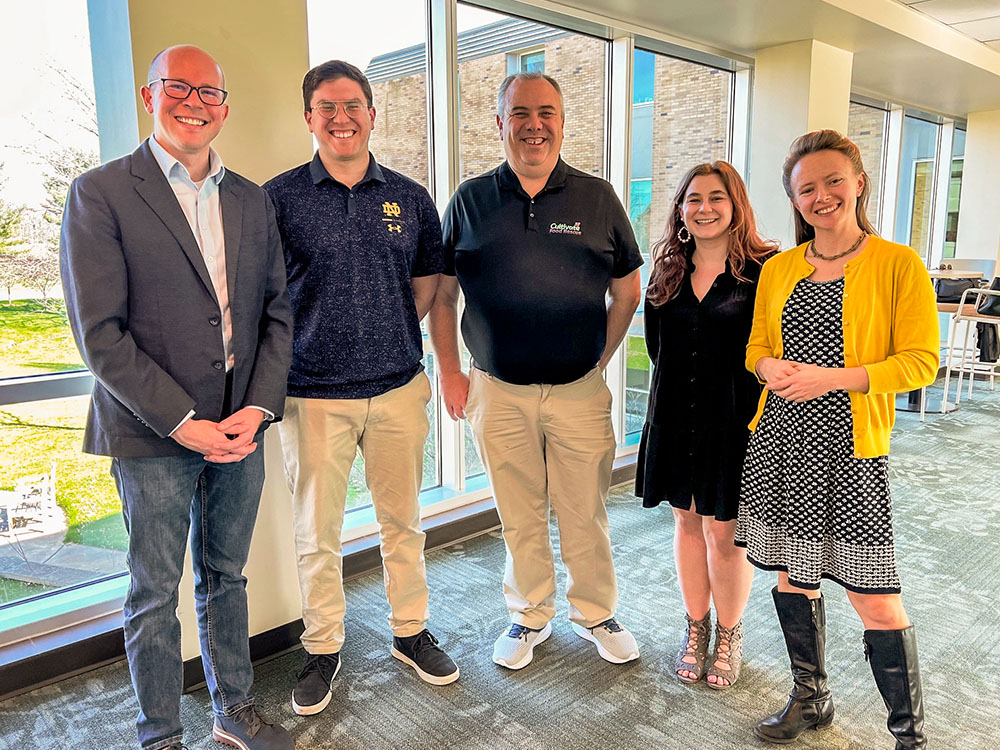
left=955, top=108, right=1000, bottom=266
left=125, top=0, right=312, bottom=659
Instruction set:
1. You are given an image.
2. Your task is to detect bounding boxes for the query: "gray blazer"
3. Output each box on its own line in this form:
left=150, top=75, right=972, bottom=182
left=60, top=140, right=293, bottom=458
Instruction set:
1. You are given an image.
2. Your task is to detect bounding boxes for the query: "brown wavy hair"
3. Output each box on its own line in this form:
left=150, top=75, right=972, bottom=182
left=781, top=129, right=878, bottom=245
left=646, top=161, right=777, bottom=306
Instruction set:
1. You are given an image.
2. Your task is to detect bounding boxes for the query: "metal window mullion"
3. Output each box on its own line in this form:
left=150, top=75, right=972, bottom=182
left=928, top=121, right=955, bottom=269
left=604, top=35, right=633, bottom=444
left=427, top=0, right=464, bottom=491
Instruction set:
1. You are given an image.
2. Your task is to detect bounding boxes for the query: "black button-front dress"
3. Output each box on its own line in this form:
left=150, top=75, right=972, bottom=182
left=635, top=258, right=767, bottom=521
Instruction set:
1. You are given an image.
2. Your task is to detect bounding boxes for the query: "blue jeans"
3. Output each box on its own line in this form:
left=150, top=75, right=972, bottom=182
left=111, top=448, right=265, bottom=749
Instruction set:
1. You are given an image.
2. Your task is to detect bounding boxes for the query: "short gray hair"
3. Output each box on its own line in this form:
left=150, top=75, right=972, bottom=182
left=496, top=72, right=564, bottom=118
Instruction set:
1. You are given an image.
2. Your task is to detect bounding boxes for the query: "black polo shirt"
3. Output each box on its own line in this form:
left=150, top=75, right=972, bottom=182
left=264, top=153, right=444, bottom=399
left=442, top=159, right=642, bottom=385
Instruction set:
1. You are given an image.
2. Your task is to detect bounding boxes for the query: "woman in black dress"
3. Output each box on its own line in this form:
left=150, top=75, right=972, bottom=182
left=636, top=161, right=776, bottom=689
left=736, top=131, right=937, bottom=749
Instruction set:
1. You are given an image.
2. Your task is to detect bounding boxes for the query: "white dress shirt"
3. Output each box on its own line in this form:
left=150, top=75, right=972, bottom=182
left=148, top=136, right=272, bottom=433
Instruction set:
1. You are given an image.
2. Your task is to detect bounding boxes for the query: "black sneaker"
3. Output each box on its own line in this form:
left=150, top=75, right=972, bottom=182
left=391, top=629, right=460, bottom=685
left=291, top=652, right=341, bottom=716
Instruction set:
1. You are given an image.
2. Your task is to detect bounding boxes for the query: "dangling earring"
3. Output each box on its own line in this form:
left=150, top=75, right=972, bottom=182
left=677, top=224, right=692, bottom=243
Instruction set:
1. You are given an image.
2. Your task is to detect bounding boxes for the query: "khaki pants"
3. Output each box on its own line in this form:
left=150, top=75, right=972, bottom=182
left=279, top=373, right=432, bottom=654
left=467, top=367, right=618, bottom=629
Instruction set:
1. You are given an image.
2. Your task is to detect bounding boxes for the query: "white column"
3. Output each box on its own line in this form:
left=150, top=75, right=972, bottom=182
left=955, top=109, right=1000, bottom=268
left=747, top=40, right=854, bottom=248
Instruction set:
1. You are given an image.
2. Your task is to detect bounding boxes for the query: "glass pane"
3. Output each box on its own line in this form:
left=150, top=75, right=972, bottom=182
left=894, top=116, right=939, bottom=262
left=943, top=129, right=965, bottom=260
left=457, top=4, right=608, bottom=181
left=0, top=395, right=123, bottom=606
left=458, top=343, right=484, bottom=479
left=624, top=330, right=650, bottom=438
left=630, top=48, right=733, bottom=281
left=344, top=346, right=441, bottom=513
left=626, top=47, right=733, bottom=433
left=307, top=1, right=430, bottom=191
left=848, top=102, right=887, bottom=231
left=1, top=1, right=98, bottom=381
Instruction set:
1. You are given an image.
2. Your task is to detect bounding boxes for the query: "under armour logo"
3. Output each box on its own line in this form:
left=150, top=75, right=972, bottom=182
left=387, top=224, right=402, bottom=233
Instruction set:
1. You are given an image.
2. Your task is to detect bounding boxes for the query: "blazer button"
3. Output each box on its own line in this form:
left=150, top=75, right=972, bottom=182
left=209, top=317, right=220, bottom=326
left=213, top=361, right=224, bottom=370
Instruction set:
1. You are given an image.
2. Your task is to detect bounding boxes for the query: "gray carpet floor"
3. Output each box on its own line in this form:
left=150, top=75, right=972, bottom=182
left=1, top=380, right=998, bottom=749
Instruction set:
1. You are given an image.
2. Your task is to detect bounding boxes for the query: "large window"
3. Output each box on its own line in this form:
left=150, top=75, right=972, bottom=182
left=624, top=47, right=734, bottom=439
left=309, top=2, right=432, bottom=193
left=848, top=100, right=888, bottom=231
left=943, top=127, right=965, bottom=260
left=894, top=115, right=940, bottom=263
left=307, top=2, right=441, bottom=511
left=1, top=1, right=112, bottom=611
left=457, top=5, right=608, bottom=181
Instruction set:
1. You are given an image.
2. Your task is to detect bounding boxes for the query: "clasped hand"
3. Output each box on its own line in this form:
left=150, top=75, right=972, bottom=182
left=171, top=407, right=265, bottom=462
left=762, top=359, right=838, bottom=403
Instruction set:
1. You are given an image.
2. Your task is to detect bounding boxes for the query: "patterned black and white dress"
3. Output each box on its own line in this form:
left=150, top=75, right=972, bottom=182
left=735, top=277, right=900, bottom=594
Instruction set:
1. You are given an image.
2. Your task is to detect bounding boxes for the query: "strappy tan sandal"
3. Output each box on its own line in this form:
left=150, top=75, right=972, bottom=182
left=707, top=619, right=744, bottom=690
left=675, top=612, right=711, bottom=683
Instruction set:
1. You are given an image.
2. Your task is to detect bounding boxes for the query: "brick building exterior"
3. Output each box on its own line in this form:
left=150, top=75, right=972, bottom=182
left=365, top=17, right=734, bottom=253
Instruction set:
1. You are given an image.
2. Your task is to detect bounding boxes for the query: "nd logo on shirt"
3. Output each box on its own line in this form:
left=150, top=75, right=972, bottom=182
left=382, top=201, right=403, bottom=234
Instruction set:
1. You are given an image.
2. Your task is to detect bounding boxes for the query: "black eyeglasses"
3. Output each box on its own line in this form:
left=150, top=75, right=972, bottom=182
left=148, top=78, right=228, bottom=106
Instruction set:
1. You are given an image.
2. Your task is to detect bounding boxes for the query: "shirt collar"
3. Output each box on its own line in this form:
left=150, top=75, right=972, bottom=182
left=148, top=135, right=225, bottom=185
left=310, top=151, right=385, bottom=187
left=498, top=157, right=568, bottom=196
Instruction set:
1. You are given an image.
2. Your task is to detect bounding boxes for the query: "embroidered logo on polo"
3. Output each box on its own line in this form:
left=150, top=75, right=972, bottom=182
left=381, top=201, right=404, bottom=234
left=549, top=221, right=582, bottom=236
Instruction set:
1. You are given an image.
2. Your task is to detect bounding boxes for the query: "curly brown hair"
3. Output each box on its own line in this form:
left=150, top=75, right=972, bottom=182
left=646, top=161, right=777, bottom=306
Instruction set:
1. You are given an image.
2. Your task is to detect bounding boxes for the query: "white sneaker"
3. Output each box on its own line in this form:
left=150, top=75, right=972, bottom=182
left=572, top=618, right=639, bottom=663
left=492, top=622, right=552, bottom=670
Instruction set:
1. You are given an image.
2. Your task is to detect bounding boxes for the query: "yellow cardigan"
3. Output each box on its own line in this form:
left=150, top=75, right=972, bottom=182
left=746, top=236, right=939, bottom=457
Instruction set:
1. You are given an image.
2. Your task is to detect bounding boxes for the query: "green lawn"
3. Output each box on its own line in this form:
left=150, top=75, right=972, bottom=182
left=1, top=300, right=123, bottom=558
left=0, top=577, right=53, bottom=604
left=627, top=334, right=649, bottom=370
left=0, top=300, right=84, bottom=378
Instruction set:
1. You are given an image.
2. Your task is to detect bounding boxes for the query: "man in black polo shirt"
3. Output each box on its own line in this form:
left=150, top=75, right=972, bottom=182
left=264, top=60, right=458, bottom=717
left=429, top=71, right=643, bottom=670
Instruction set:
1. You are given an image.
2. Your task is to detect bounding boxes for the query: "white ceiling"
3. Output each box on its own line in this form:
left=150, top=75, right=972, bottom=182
left=526, top=0, right=1000, bottom=117
left=900, top=1, right=1000, bottom=50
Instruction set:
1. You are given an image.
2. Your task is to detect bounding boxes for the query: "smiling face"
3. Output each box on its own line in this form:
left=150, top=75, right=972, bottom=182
left=497, top=77, right=564, bottom=181
left=681, top=173, right=733, bottom=243
left=789, top=149, right=865, bottom=233
left=306, top=76, right=375, bottom=168
left=141, top=46, right=228, bottom=169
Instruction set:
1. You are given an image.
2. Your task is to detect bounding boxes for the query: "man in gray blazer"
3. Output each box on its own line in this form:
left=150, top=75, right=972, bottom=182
left=60, top=45, right=293, bottom=750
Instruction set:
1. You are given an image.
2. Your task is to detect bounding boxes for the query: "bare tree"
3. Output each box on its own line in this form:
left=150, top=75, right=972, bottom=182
left=0, top=164, right=28, bottom=303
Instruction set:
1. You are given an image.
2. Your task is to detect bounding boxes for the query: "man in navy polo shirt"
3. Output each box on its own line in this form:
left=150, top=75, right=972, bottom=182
left=429, top=72, right=644, bottom=670
left=264, top=60, right=458, bottom=717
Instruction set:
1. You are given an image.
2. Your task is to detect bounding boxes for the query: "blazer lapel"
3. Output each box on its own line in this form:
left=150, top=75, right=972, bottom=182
left=220, top=174, right=243, bottom=310
left=132, top=141, right=219, bottom=305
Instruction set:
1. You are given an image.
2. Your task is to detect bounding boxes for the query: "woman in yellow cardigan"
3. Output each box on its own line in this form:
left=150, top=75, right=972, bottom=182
left=735, top=130, right=937, bottom=750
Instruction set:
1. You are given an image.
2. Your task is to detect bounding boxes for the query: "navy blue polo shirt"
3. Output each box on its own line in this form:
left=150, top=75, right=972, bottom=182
left=264, top=153, right=444, bottom=399
left=443, top=159, right=643, bottom=385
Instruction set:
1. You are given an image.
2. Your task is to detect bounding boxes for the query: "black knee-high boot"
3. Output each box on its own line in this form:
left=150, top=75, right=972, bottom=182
left=755, top=587, right=835, bottom=744
left=864, top=626, right=927, bottom=749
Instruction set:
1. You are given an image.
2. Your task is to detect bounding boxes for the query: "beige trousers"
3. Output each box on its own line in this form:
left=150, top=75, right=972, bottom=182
left=467, top=367, right=618, bottom=629
left=279, top=373, right=432, bottom=654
